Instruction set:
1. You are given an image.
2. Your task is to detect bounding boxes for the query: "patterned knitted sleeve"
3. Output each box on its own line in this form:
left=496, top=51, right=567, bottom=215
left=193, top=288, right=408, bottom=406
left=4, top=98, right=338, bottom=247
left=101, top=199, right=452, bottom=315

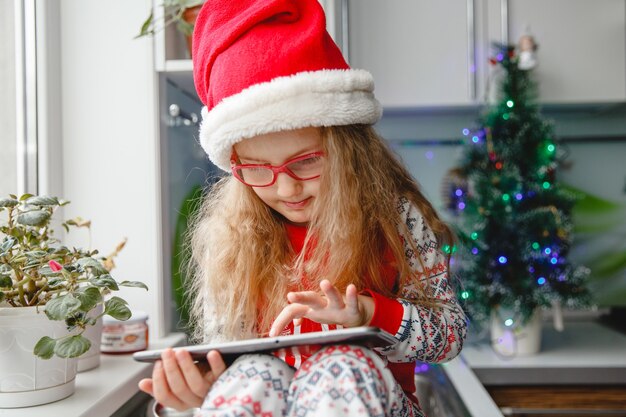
left=375, top=196, right=468, bottom=364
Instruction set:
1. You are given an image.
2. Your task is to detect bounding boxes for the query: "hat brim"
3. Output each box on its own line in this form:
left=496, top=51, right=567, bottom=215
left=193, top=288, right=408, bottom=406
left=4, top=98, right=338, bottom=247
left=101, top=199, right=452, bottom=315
left=199, top=69, right=382, bottom=171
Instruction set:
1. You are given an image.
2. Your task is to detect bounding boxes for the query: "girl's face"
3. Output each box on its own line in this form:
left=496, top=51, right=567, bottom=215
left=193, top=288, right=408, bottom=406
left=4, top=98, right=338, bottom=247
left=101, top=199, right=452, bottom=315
left=233, top=127, right=323, bottom=225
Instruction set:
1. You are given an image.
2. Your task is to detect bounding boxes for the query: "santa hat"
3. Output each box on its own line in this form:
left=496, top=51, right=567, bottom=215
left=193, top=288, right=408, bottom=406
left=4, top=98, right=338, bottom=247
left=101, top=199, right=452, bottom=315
left=192, top=0, right=382, bottom=171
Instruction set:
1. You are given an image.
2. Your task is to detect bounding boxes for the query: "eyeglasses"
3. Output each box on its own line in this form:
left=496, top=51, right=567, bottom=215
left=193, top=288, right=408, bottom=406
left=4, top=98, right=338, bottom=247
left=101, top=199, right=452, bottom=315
left=231, top=151, right=325, bottom=187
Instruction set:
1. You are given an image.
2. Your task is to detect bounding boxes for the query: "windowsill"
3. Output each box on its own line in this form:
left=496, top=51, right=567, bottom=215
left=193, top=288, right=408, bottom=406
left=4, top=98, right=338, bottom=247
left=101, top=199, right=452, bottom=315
left=1, top=333, right=186, bottom=417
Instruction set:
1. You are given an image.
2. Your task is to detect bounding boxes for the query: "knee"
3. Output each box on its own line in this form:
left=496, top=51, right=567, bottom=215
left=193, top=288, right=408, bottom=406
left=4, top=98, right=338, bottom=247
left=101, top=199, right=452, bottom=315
left=299, top=344, right=385, bottom=379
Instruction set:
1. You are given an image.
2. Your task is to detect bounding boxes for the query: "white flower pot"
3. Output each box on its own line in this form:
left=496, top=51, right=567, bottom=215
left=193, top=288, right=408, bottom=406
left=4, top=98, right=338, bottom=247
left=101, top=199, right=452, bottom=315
left=0, top=306, right=77, bottom=408
left=490, top=308, right=542, bottom=356
left=77, top=303, right=103, bottom=372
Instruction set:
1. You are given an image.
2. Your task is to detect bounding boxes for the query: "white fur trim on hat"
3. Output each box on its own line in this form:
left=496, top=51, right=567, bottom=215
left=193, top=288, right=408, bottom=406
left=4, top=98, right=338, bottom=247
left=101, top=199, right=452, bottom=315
left=199, top=69, right=382, bottom=171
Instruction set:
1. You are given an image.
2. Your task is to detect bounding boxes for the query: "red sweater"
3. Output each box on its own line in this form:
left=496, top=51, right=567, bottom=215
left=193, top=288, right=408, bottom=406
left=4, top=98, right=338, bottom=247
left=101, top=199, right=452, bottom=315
left=281, top=222, right=417, bottom=399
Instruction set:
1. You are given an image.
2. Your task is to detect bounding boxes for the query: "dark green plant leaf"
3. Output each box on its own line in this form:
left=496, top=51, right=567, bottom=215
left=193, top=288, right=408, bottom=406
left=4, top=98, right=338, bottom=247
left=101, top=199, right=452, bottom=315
left=0, top=198, right=18, bottom=208
left=0, top=291, right=5, bottom=303
left=119, top=280, right=148, bottom=290
left=105, top=296, right=131, bottom=321
left=17, top=210, right=51, bottom=226
left=89, top=274, right=119, bottom=290
left=19, top=193, right=33, bottom=201
left=54, top=335, right=91, bottom=358
left=44, top=294, right=82, bottom=320
left=0, top=275, right=12, bottom=288
left=76, top=287, right=102, bottom=312
left=34, top=336, right=57, bottom=359
left=76, top=257, right=108, bottom=275
left=25, top=196, right=59, bottom=206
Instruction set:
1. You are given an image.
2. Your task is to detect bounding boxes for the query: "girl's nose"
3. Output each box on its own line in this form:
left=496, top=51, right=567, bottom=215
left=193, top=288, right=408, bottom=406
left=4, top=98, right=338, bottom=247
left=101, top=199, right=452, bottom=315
left=274, top=172, right=302, bottom=198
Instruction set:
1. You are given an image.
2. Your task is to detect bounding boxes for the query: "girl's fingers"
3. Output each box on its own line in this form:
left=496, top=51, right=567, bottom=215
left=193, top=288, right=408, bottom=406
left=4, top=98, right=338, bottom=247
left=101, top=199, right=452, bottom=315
left=207, top=350, right=227, bottom=379
left=269, top=303, right=310, bottom=336
left=287, top=291, right=326, bottom=309
left=161, top=349, right=204, bottom=407
left=344, top=284, right=359, bottom=313
left=138, top=378, right=154, bottom=396
left=175, top=349, right=212, bottom=399
left=152, top=359, right=188, bottom=411
left=320, top=280, right=344, bottom=309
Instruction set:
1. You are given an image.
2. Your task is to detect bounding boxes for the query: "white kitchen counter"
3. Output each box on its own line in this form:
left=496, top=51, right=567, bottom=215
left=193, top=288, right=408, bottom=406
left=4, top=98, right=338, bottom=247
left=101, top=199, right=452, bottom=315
left=0, top=333, right=186, bottom=417
left=461, top=319, right=626, bottom=385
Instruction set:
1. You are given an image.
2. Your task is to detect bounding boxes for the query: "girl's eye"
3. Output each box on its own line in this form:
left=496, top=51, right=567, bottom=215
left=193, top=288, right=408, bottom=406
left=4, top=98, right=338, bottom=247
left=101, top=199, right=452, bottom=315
left=290, top=156, right=321, bottom=168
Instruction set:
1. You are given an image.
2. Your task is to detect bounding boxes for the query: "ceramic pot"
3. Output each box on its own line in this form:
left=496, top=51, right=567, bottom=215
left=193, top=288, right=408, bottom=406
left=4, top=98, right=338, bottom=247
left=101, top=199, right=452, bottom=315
left=490, top=308, right=542, bottom=356
left=77, top=303, right=104, bottom=372
left=0, top=306, right=77, bottom=408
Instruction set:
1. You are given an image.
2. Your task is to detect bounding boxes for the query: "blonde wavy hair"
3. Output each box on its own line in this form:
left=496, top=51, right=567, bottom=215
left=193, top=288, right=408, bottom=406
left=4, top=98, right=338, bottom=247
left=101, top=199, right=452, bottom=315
left=186, top=125, right=454, bottom=343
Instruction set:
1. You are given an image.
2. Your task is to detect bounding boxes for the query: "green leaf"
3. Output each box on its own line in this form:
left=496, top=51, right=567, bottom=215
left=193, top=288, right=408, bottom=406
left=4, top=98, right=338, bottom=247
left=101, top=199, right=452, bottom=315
left=44, top=294, right=82, bottom=321
left=0, top=275, right=12, bottom=288
left=105, top=296, right=131, bottom=321
left=54, top=335, right=91, bottom=358
left=135, top=12, right=154, bottom=38
left=17, top=210, right=51, bottom=226
left=119, top=280, right=149, bottom=290
left=76, top=287, right=102, bottom=312
left=0, top=198, right=18, bottom=208
left=25, top=196, right=59, bottom=206
left=19, top=193, right=34, bottom=201
left=0, top=238, right=15, bottom=256
left=89, top=274, right=119, bottom=290
left=76, top=257, right=108, bottom=275
left=34, top=336, right=57, bottom=359
left=0, top=291, right=5, bottom=303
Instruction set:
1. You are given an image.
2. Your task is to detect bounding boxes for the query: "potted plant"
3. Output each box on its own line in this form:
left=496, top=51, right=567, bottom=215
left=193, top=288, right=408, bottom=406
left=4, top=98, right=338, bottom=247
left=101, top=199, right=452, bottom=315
left=0, top=194, right=147, bottom=408
left=136, top=0, right=204, bottom=56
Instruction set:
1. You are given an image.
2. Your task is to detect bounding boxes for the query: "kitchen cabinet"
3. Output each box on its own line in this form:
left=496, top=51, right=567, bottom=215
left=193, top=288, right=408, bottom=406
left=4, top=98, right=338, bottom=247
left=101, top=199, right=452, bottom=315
left=346, top=0, right=479, bottom=108
left=328, top=0, right=626, bottom=108
left=485, top=0, right=626, bottom=104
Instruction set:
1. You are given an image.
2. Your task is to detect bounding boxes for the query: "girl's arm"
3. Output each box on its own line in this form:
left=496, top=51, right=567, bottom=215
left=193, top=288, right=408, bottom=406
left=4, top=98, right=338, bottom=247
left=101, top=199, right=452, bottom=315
left=366, top=197, right=468, bottom=364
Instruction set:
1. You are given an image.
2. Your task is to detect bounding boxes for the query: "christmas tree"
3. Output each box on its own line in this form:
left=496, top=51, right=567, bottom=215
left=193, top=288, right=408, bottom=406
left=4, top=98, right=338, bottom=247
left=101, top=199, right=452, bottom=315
left=448, top=42, right=591, bottom=329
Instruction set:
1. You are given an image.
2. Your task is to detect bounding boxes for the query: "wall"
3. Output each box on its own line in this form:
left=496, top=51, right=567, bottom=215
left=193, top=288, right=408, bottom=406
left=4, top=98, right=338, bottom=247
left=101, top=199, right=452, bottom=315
left=59, top=0, right=167, bottom=337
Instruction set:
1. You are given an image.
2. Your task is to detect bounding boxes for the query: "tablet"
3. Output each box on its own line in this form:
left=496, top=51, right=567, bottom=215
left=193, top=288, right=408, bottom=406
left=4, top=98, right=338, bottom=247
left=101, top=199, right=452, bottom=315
left=133, top=326, right=396, bottom=363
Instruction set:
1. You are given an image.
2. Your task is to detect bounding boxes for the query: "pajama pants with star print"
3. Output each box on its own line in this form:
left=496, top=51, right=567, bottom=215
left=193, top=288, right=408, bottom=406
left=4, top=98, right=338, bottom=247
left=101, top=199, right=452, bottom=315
left=194, top=344, right=424, bottom=417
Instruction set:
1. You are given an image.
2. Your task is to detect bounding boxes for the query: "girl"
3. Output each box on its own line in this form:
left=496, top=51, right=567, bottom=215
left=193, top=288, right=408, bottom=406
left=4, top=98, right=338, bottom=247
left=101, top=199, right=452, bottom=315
left=139, top=1, right=467, bottom=416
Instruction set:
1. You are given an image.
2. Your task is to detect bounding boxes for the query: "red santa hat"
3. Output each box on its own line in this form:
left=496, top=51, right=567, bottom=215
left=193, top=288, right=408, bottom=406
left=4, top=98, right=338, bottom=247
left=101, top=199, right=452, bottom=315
left=192, top=0, right=382, bottom=171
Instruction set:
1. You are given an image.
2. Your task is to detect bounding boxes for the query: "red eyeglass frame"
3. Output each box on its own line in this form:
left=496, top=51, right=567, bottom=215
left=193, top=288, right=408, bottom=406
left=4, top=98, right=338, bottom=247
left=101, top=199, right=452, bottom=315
left=230, top=151, right=325, bottom=187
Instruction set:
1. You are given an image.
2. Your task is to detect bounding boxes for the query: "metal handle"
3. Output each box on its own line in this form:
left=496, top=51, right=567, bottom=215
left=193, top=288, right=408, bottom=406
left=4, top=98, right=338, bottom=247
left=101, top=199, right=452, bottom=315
left=501, top=0, right=509, bottom=45
left=340, top=0, right=350, bottom=63
left=467, top=0, right=476, bottom=100
left=168, top=104, right=198, bottom=126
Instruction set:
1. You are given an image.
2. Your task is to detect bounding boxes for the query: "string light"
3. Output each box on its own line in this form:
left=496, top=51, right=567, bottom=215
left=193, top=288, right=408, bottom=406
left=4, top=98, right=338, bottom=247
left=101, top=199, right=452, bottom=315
left=532, top=242, right=540, bottom=250
left=461, top=291, right=470, bottom=299
left=537, top=277, right=546, bottom=285
left=462, top=128, right=470, bottom=136
left=544, top=248, right=552, bottom=255
left=506, top=100, right=514, bottom=108
left=550, top=257, right=558, bottom=264
left=455, top=189, right=463, bottom=197
left=498, top=256, right=508, bottom=264
left=471, top=247, right=479, bottom=255
left=495, top=162, right=503, bottom=169
left=472, top=136, right=480, bottom=143
left=515, top=193, right=523, bottom=200
left=502, top=193, right=510, bottom=202
left=547, top=143, right=556, bottom=153
left=502, top=113, right=510, bottom=120
left=458, top=202, right=466, bottom=210
left=470, top=232, right=478, bottom=240
left=504, top=319, right=514, bottom=327
left=542, top=181, right=551, bottom=189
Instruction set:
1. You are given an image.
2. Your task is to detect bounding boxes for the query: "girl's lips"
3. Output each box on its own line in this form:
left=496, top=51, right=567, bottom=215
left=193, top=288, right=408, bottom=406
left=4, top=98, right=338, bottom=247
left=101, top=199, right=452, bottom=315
left=283, top=197, right=311, bottom=209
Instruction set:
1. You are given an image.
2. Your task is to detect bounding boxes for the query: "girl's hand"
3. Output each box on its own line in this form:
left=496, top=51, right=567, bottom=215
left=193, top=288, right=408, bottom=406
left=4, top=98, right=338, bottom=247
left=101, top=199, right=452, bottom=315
left=138, top=348, right=226, bottom=411
left=269, top=279, right=374, bottom=337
